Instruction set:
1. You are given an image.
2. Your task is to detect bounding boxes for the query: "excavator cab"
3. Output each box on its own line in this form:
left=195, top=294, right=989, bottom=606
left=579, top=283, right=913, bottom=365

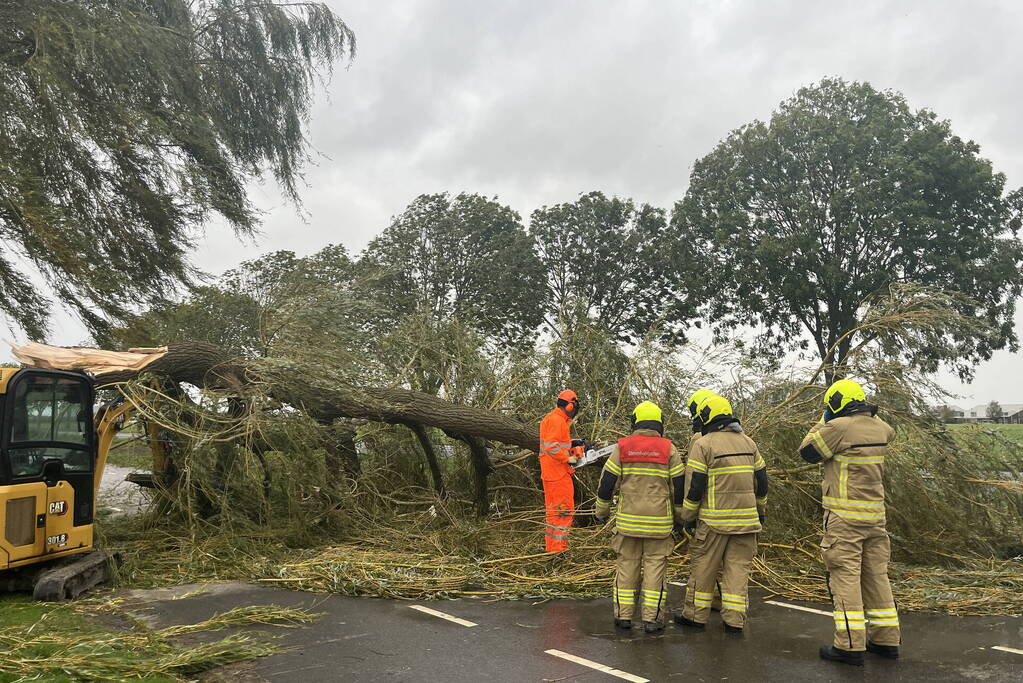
left=0, top=367, right=123, bottom=599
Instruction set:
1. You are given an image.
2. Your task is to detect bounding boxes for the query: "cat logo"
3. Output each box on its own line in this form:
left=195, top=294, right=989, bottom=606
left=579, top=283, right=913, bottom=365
left=48, top=501, right=68, bottom=516
left=46, top=534, right=68, bottom=548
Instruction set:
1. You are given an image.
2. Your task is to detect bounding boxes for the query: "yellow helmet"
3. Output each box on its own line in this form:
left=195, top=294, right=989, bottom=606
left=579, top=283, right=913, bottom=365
left=687, top=388, right=717, bottom=417
left=824, top=379, right=865, bottom=413
left=697, top=394, right=733, bottom=425
left=633, top=401, right=662, bottom=423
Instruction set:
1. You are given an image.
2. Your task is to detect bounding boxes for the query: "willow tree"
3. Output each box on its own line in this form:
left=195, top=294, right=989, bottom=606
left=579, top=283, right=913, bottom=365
left=0, top=0, right=355, bottom=340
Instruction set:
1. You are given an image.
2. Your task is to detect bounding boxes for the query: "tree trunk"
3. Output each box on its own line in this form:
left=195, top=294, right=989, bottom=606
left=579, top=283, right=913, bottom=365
left=451, top=432, right=491, bottom=517
left=321, top=424, right=361, bottom=478
left=404, top=422, right=445, bottom=498
left=12, top=341, right=542, bottom=451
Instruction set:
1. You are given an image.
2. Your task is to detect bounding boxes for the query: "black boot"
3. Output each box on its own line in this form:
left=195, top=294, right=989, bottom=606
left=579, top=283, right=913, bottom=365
left=673, top=614, right=705, bottom=629
left=643, top=621, right=663, bottom=633
left=723, top=623, right=743, bottom=634
left=614, top=618, right=632, bottom=630
left=867, top=641, right=900, bottom=659
left=819, top=645, right=864, bottom=666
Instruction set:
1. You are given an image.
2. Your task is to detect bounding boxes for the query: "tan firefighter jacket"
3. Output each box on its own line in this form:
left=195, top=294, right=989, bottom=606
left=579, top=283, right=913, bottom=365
left=799, top=409, right=894, bottom=526
left=681, top=423, right=767, bottom=534
left=594, top=428, right=685, bottom=538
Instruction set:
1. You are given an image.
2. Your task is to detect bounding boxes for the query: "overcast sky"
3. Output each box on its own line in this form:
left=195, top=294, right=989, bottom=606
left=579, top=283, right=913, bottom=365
left=27, top=0, right=1023, bottom=406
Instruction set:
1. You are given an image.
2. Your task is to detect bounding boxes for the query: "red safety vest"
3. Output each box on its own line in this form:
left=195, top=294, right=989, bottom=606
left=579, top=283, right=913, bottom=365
left=617, top=434, right=671, bottom=465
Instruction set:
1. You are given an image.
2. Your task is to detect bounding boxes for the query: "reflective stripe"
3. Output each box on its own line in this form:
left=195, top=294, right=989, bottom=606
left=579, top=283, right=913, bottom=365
left=709, top=465, right=754, bottom=475
left=682, top=499, right=699, bottom=511
left=720, top=592, right=747, bottom=612
left=756, top=496, right=768, bottom=505
left=694, top=591, right=714, bottom=607
left=866, top=608, right=899, bottom=626
left=617, top=512, right=672, bottom=523
left=615, top=521, right=673, bottom=533
left=544, top=531, right=567, bottom=540
left=830, top=510, right=886, bottom=520
left=754, top=455, right=766, bottom=469
left=596, top=496, right=612, bottom=505
left=669, top=463, right=684, bottom=476
left=605, top=460, right=622, bottom=475
left=823, top=496, right=884, bottom=510
left=620, top=466, right=669, bottom=478
left=688, top=460, right=708, bottom=473
left=835, top=454, right=884, bottom=464
left=833, top=610, right=866, bottom=629
left=812, top=432, right=833, bottom=459
left=699, top=506, right=758, bottom=517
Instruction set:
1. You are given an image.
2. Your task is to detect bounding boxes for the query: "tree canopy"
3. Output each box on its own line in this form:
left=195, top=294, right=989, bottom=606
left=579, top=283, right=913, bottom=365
left=672, top=78, right=1023, bottom=380
left=0, top=0, right=354, bottom=340
left=360, top=192, right=545, bottom=348
left=531, top=191, right=690, bottom=342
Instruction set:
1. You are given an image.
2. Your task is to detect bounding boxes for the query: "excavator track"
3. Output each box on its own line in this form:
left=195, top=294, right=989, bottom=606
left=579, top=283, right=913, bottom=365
left=2, top=551, right=121, bottom=601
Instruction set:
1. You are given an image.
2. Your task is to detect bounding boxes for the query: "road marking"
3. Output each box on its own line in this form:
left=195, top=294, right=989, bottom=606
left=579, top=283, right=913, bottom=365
left=992, top=646, right=1023, bottom=655
left=764, top=600, right=833, bottom=617
left=545, top=649, right=649, bottom=683
left=408, top=605, right=477, bottom=627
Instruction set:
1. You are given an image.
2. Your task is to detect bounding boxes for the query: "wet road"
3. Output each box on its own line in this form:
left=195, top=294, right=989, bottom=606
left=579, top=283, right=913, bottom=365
left=97, top=463, right=148, bottom=516
left=119, top=582, right=1023, bottom=682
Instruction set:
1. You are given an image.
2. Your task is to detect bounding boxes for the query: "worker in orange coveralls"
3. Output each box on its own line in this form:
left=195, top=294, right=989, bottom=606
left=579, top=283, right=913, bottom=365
left=539, top=389, right=582, bottom=552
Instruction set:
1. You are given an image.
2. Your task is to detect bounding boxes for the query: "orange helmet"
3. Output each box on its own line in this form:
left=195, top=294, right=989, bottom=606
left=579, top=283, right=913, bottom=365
left=557, top=389, right=580, bottom=417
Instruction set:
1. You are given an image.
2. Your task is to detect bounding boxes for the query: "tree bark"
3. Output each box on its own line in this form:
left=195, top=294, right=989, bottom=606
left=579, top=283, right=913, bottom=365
left=12, top=341, right=542, bottom=451
left=404, top=422, right=445, bottom=498
left=451, top=433, right=491, bottom=517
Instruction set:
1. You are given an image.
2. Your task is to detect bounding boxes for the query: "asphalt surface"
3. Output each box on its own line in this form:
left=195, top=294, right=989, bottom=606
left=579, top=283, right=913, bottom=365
left=118, top=582, right=1023, bottom=682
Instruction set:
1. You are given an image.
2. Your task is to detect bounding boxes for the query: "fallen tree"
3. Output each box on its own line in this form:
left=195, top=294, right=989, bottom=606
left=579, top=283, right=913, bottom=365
left=11, top=340, right=541, bottom=516
left=11, top=340, right=540, bottom=450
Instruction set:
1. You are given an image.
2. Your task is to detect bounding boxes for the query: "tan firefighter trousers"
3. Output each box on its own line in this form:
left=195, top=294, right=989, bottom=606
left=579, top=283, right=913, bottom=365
left=611, top=533, right=674, bottom=623
left=822, top=513, right=901, bottom=651
left=681, top=523, right=756, bottom=628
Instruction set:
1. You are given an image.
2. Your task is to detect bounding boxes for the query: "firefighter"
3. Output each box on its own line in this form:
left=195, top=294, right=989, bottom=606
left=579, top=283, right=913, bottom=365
left=539, top=389, right=581, bottom=552
left=675, top=394, right=768, bottom=633
left=594, top=401, right=685, bottom=633
left=685, top=388, right=723, bottom=612
left=687, top=388, right=717, bottom=449
left=799, top=379, right=900, bottom=666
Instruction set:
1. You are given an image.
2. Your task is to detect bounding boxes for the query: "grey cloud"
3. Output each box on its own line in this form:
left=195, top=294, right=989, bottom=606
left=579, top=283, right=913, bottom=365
left=22, top=0, right=1023, bottom=399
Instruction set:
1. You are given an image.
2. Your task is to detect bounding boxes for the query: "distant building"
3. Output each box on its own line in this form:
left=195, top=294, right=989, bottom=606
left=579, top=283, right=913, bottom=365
left=961, top=403, right=1023, bottom=424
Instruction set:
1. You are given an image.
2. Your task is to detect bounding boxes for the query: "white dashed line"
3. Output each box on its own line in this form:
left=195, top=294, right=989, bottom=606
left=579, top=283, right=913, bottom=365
left=764, top=600, right=832, bottom=617
left=408, top=605, right=477, bottom=627
left=545, top=649, right=649, bottom=683
left=992, top=646, right=1023, bottom=656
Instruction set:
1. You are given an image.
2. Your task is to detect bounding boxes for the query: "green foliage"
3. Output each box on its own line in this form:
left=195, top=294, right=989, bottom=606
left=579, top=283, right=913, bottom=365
left=0, top=0, right=354, bottom=340
left=112, top=244, right=373, bottom=370
left=360, top=193, right=545, bottom=351
left=673, top=77, right=1023, bottom=380
left=531, top=191, right=692, bottom=342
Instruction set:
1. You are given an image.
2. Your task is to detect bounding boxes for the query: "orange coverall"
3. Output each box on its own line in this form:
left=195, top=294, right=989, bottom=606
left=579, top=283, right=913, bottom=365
left=539, top=407, right=575, bottom=552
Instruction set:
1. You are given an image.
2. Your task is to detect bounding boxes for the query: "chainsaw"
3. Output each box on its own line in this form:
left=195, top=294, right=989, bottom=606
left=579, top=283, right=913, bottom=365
left=569, top=441, right=615, bottom=468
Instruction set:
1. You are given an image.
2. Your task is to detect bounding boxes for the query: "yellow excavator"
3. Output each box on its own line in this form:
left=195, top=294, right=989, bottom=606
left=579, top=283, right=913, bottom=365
left=0, top=366, right=163, bottom=600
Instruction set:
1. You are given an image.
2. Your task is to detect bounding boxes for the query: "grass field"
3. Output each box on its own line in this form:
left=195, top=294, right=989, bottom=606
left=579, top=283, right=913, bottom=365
left=948, top=422, right=1023, bottom=440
